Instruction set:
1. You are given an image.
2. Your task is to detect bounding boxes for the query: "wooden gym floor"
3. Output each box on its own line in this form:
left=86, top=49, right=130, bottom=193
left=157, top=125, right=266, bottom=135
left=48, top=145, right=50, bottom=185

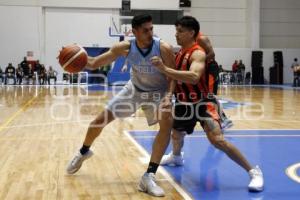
left=0, top=85, right=299, bottom=199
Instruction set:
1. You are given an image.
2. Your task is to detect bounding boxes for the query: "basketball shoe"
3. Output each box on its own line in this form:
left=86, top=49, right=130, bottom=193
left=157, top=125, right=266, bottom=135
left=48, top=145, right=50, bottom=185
left=248, top=166, right=264, bottom=192
left=138, top=172, right=165, bottom=197
left=160, top=152, right=184, bottom=166
left=66, top=150, right=93, bottom=174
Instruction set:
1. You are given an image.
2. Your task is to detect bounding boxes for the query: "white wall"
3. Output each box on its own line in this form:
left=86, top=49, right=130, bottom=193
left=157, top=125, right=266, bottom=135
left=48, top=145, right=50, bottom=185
left=191, top=0, right=300, bottom=49
left=0, top=0, right=122, bottom=8
left=131, top=0, right=179, bottom=10
left=261, top=0, right=300, bottom=48
left=246, top=0, right=260, bottom=49
left=190, top=0, right=248, bottom=48
left=154, top=25, right=177, bottom=46
left=45, top=8, right=119, bottom=75
left=0, top=0, right=121, bottom=75
left=0, top=5, right=42, bottom=68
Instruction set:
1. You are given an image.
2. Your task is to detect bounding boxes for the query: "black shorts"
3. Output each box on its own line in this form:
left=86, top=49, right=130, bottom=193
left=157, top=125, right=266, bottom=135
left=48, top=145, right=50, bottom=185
left=173, top=98, right=221, bottom=134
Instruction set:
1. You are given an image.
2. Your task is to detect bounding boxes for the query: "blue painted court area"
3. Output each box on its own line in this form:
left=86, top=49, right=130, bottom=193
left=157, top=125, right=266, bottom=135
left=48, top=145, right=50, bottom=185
left=129, top=130, right=300, bottom=200
left=88, top=84, right=123, bottom=91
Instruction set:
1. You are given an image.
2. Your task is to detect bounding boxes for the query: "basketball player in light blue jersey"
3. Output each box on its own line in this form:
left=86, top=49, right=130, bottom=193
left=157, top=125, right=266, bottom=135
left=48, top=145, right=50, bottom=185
left=66, top=14, right=176, bottom=197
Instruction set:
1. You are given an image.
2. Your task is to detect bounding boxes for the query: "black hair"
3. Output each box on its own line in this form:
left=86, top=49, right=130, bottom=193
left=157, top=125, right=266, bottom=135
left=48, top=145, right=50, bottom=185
left=131, top=14, right=152, bottom=29
left=175, top=16, right=200, bottom=38
left=294, top=58, right=298, bottom=62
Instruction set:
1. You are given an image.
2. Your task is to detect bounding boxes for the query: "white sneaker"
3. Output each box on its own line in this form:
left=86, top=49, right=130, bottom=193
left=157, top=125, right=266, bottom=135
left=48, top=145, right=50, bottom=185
left=138, top=172, right=165, bottom=197
left=248, top=166, right=264, bottom=192
left=160, top=152, right=184, bottom=166
left=66, top=150, right=93, bottom=174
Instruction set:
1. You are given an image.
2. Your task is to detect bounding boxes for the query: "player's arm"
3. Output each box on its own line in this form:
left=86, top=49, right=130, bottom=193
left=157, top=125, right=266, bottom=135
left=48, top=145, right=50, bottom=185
left=86, top=41, right=130, bottom=70
left=160, top=40, right=176, bottom=96
left=165, top=50, right=205, bottom=84
left=197, top=35, right=215, bottom=61
left=152, top=50, right=206, bottom=85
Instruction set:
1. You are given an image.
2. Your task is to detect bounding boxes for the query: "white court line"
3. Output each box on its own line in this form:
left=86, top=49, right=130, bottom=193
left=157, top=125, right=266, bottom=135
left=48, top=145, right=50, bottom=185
left=286, top=163, right=300, bottom=183
left=0, top=120, right=90, bottom=129
left=123, top=131, right=193, bottom=200
left=225, top=128, right=300, bottom=131
left=231, top=119, right=300, bottom=123
left=132, top=134, right=300, bottom=139
left=0, top=84, right=91, bottom=87
left=131, top=129, right=300, bottom=132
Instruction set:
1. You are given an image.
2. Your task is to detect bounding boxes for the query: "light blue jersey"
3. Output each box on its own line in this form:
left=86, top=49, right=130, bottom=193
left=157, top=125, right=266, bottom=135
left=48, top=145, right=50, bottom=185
left=127, top=37, right=168, bottom=92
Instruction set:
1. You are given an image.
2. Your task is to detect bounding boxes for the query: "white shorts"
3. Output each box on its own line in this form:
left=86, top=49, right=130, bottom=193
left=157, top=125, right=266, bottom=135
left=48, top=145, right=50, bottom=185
left=106, top=81, right=167, bottom=126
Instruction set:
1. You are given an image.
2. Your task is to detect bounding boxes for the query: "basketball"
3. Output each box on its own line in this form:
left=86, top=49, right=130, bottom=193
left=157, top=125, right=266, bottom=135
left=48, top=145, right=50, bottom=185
left=58, top=44, right=88, bottom=73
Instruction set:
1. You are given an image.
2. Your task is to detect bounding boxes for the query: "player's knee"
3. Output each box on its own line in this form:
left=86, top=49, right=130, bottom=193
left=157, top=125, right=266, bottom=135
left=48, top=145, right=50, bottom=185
left=159, top=118, right=173, bottom=135
left=90, top=111, right=113, bottom=128
left=89, top=119, right=104, bottom=132
left=90, top=118, right=102, bottom=126
left=160, top=112, right=173, bottom=126
left=211, top=138, right=228, bottom=150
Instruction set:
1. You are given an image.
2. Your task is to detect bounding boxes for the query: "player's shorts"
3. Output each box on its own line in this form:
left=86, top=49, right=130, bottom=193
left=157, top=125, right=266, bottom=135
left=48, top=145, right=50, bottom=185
left=106, top=80, right=167, bottom=126
left=173, top=98, right=221, bottom=134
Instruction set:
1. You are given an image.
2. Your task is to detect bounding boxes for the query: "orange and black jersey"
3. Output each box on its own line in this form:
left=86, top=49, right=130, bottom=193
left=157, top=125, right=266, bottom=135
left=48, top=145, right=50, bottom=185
left=197, top=32, right=219, bottom=94
left=175, top=43, right=210, bottom=103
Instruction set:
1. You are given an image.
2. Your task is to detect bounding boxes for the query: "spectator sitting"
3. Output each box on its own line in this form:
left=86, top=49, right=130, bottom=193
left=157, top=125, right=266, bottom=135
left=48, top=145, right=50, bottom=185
left=4, top=63, right=16, bottom=85
left=26, top=64, right=35, bottom=84
left=63, top=73, right=70, bottom=83
left=237, top=59, right=246, bottom=84
left=16, top=64, right=24, bottom=85
left=47, top=66, right=57, bottom=85
left=231, top=60, right=239, bottom=84
left=232, top=60, right=239, bottom=73
left=0, top=67, right=4, bottom=84
left=219, top=65, right=224, bottom=72
left=291, top=58, right=300, bottom=87
left=38, top=64, right=47, bottom=85
left=20, top=57, right=29, bottom=76
left=35, top=60, right=42, bottom=73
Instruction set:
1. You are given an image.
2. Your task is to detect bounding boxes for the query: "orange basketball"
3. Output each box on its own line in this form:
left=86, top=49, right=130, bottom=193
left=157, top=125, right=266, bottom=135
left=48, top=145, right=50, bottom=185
left=58, top=44, right=88, bottom=73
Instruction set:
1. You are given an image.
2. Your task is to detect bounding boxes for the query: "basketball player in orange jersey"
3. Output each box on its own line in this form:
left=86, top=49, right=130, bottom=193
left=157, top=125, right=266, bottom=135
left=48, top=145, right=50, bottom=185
left=151, top=16, right=264, bottom=192
left=159, top=30, right=232, bottom=167
left=66, top=14, right=175, bottom=197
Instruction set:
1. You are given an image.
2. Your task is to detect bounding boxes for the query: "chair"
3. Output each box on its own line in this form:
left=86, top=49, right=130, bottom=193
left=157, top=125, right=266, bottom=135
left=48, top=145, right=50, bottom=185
left=245, top=72, right=252, bottom=85
left=78, top=71, right=89, bottom=85
left=63, top=72, right=71, bottom=84
left=293, top=74, right=300, bottom=87
left=0, top=69, right=4, bottom=84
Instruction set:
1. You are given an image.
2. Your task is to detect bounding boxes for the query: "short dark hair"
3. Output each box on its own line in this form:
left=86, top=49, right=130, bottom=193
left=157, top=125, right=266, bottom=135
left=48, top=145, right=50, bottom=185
left=295, top=58, right=298, bottom=62
left=175, top=16, right=200, bottom=38
left=131, top=14, right=152, bottom=29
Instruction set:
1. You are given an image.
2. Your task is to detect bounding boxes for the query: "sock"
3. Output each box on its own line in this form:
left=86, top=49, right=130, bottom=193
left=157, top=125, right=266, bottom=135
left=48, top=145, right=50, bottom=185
left=80, top=145, right=90, bottom=155
left=146, top=162, right=159, bottom=174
